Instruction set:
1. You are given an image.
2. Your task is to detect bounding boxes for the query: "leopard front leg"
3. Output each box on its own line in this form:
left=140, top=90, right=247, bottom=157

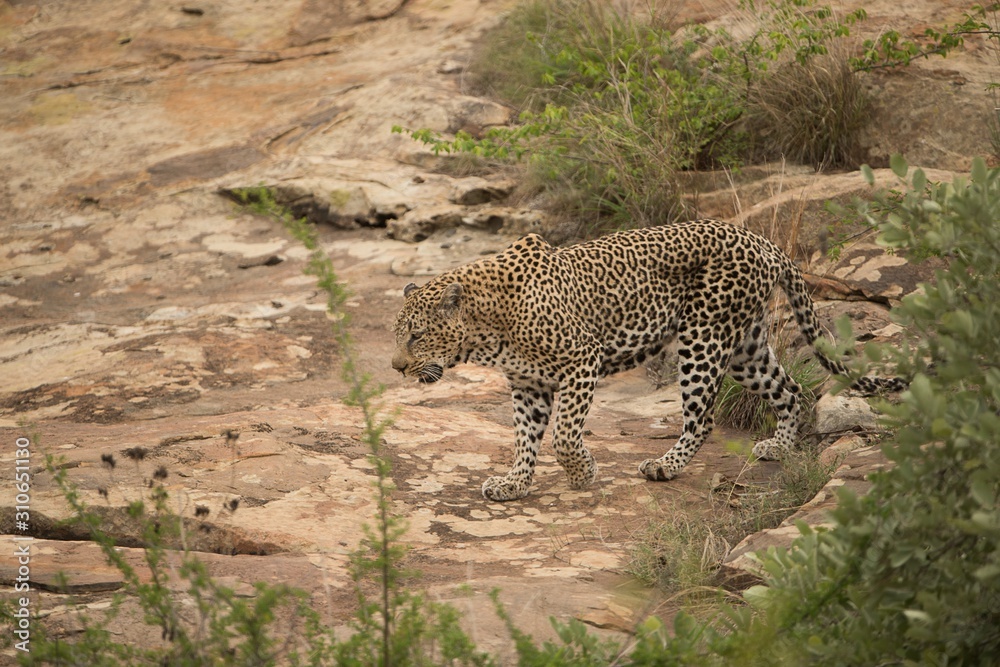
left=482, top=380, right=554, bottom=501
left=639, top=401, right=715, bottom=481
left=550, top=372, right=599, bottom=490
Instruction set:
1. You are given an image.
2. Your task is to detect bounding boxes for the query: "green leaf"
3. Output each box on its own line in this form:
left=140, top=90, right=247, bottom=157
left=903, top=609, right=932, bottom=623
left=890, top=154, right=909, bottom=179
left=971, top=155, right=988, bottom=183
left=743, top=585, right=771, bottom=608
left=860, top=163, right=875, bottom=185
left=972, top=510, right=1000, bottom=533
left=974, top=564, right=1000, bottom=581
left=891, top=549, right=913, bottom=567
left=907, top=374, right=937, bottom=413
left=970, top=477, right=996, bottom=508
left=640, top=615, right=664, bottom=634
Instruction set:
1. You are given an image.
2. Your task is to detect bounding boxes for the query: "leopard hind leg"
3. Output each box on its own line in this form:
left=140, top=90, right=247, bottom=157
left=639, top=326, right=734, bottom=481
left=728, top=321, right=803, bottom=461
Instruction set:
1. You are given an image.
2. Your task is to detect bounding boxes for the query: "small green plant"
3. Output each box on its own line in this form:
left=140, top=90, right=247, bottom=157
left=8, top=448, right=313, bottom=667
left=465, top=0, right=582, bottom=112
left=849, top=3, right=994, bottom=72
left=820, top=201, right=876, bottom=261
left=231, top=186, right=496, bottom=667
left=401, top=2, right=711, bottom=231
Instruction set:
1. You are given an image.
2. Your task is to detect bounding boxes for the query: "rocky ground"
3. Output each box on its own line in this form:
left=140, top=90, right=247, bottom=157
left=0, top=0, right=995, bottom=661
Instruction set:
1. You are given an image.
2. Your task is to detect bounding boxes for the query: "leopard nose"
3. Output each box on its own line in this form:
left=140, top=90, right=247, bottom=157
left=391, top=353, right=407, bottom=373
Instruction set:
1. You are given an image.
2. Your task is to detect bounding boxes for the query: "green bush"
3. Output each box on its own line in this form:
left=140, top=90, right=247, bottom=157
left=406, top=1, right=718, bottom=230
left=815, top=156, right=1000, bottom=662
left=400, top=0, right=871, bottom=231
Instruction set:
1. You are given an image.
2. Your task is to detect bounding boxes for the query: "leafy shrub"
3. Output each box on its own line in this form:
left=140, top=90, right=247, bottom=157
left=406, top=1, right=720, bottom=230
left=401, top=0, right=875, bottom=231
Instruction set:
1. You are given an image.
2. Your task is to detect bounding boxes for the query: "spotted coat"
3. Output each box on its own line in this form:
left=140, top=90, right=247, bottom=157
left=391, top=219, right=904, bottom=501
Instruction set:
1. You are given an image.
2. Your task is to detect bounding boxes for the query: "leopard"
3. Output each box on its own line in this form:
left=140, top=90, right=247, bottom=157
left=391, top=218, right=905, bottom=502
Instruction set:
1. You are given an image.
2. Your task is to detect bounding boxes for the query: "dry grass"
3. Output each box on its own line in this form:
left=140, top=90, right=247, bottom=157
left=744, top=51, right=872, bottom=170
left=625, top=444, right=836, bottom=594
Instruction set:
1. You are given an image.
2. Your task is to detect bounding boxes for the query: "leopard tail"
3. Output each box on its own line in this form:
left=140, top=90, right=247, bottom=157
left=779, top=255, right=907, bottom=394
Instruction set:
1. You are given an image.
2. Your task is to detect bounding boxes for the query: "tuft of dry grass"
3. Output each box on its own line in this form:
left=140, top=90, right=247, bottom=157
left=743, top=51, right=872, bottom=170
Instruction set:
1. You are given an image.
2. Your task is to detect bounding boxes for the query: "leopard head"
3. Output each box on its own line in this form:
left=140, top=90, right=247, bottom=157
left=391, top=280, right=466, bottom=383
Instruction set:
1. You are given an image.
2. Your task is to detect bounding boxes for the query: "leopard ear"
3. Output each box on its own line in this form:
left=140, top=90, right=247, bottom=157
left=437, top=282, right=463, bottom=317
left=403, top=282, right=418, bottom=297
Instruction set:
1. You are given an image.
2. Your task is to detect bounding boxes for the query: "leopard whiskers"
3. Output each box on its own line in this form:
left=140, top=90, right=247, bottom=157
left=418, top=363, right=443, bottom=384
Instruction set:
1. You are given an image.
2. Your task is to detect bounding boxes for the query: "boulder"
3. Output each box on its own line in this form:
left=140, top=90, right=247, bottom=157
left=273, top=180, right=374, bottom=229
left=387, top=205, right=546, bottom=242
left=0, top=540, right=124, bottom=593
left=462, top=207, right=545, bottom=236
left=818, top=433, right=868, bottom=467
left=450, top=177, right=516, bottom=205
left=387, top=205, right=465, bottom=242
left=230, top=174, right=421, bottom=229
left=812, top=240, right=945, bottom=303
left=814, top=393, right=880, bottom=434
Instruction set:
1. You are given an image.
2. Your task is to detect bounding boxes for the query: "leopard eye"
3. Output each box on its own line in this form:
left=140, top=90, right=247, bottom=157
left=409, top=330, right=425, bottom=343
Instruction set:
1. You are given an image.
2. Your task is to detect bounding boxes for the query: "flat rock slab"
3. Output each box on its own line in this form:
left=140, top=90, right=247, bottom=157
left=814, top=240, right=947, bottom=303
left=0, top=538, right=124, bottom=593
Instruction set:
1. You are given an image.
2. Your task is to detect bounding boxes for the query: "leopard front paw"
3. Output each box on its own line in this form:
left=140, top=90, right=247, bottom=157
left=639, top=458, right=680, bottom=482
left=482, top=475, right=531, bottom=502
left=566, top=456, right=597, bottom=489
